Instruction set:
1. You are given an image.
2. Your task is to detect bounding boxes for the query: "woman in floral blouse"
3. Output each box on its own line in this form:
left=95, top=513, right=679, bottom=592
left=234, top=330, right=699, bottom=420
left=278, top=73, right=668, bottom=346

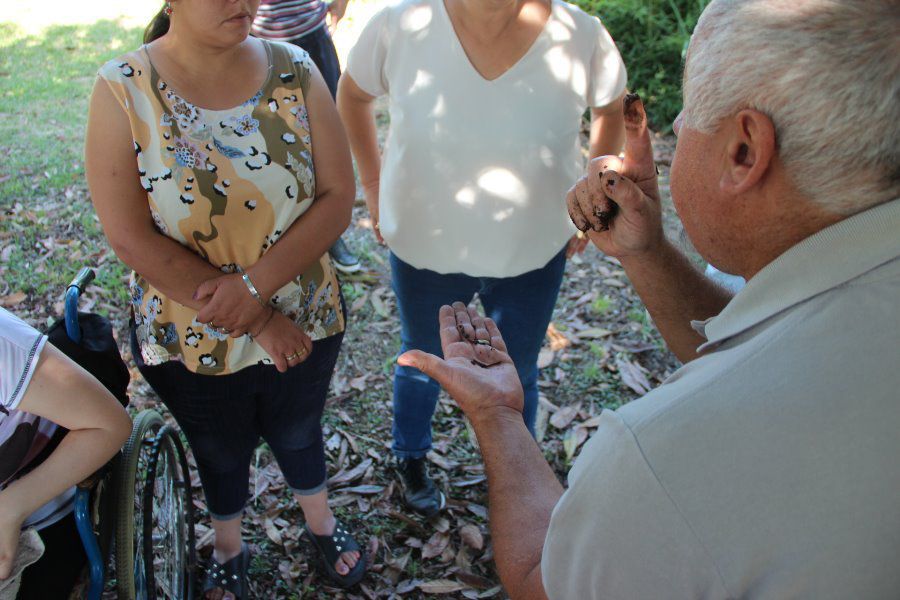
left=85, top=0, right=364, bottom=595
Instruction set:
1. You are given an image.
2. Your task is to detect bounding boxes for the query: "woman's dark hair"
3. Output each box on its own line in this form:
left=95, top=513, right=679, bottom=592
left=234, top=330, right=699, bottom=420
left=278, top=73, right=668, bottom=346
left=143, top=7, right=171, bottom=44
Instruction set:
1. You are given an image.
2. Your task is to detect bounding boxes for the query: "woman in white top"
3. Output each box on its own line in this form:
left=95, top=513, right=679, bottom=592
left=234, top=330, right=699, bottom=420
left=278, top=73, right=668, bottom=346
left=337, top=0, right=626, bottom=515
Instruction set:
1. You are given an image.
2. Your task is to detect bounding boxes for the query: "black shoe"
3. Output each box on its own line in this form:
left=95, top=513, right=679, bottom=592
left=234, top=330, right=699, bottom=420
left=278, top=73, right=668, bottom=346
left=396, top=457, right=446, bottom=518
left=329, top=238, right=361, bottom=273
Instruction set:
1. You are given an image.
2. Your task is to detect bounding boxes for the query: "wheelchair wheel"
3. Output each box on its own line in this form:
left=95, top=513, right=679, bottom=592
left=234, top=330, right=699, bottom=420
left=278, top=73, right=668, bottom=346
left=142, top=424, right=197, bottom=599
left=115, top=410, right=197, bottom=599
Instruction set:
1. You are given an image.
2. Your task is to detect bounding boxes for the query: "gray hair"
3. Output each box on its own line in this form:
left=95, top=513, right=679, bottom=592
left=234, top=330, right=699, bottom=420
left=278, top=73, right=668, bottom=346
left=683, top=0, right=900, bottom=214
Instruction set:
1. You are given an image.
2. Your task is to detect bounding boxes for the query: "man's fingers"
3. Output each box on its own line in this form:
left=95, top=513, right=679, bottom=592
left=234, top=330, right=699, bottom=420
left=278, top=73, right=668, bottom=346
left=600, top=170, right=647, bottom=215
left=574, top=180, right=602, bottom=231
left=438, top=305, right=462, bottom=351
left=452, top=301, right=476, bottom=341
left=566, top=185, right=590, bottom=232
left=621, top=93, right=656, bottom=182
left=398, top=349, right=449, bottom=385
left=483, top=318, right=508, bottom=353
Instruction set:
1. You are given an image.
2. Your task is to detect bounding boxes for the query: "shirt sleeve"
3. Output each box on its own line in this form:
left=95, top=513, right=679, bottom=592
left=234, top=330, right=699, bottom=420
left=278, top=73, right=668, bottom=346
left=541, top=410, right=728, bottom=599
left=0, top=308, right=47, bottom=411
left=344, top=5, right=392, bottom=97
left=587, top=18, right=627, bottom=108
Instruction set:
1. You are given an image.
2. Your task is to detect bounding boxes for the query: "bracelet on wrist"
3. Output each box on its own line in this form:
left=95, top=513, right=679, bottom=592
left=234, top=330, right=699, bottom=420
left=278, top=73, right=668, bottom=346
left=249, top=307, right=275, bottom=339
left=241, top=272, right=267, bottom=307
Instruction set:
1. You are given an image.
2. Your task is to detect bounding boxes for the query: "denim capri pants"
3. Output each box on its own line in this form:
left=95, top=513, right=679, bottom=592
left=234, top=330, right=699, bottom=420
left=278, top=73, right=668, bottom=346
left=133, top=329, right=343, bottom=520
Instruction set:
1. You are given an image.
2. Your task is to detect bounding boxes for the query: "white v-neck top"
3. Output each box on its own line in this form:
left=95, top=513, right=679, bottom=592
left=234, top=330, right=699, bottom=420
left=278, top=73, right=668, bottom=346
left=346, top=0, right=626, bottom=276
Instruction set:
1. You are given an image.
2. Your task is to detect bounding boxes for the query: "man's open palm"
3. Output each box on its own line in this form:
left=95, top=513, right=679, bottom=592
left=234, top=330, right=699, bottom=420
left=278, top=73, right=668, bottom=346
left=398, top=303, right=524, bottom=424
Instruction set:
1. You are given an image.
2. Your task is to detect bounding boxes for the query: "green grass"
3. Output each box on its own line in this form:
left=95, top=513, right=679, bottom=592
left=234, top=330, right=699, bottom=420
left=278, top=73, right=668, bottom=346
left=0, top=19, right=146, bottom=200
left=0, top=19, right=145, bottom=314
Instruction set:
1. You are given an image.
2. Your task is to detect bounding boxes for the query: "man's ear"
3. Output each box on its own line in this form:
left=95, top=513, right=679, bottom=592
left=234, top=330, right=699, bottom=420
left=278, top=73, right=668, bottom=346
left=719, top=109, right=776, bottom=195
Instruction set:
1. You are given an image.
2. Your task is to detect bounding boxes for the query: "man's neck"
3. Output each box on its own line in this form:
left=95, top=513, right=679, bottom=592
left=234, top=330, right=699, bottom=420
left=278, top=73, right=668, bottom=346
left=737, top=193, right=845, bottom=280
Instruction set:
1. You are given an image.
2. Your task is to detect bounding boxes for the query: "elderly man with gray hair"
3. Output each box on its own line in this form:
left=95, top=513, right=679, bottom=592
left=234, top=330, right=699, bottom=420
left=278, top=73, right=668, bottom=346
left=397, top=0, right=900, bottom=598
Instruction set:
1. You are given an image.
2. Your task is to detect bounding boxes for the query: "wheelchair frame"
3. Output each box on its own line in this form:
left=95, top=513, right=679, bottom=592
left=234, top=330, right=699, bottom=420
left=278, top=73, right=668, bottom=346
left=65, top=267, right=197, bottom=600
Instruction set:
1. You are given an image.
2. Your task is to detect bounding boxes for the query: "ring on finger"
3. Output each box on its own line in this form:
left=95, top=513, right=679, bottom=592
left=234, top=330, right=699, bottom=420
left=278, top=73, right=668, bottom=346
left=285, top=351, right=300, bottom=361
left=473, top=339, right=492, bottom=346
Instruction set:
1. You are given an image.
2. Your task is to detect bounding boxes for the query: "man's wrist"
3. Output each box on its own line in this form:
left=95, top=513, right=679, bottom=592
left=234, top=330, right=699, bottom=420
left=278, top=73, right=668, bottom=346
left=618, top=232, right=671, bottom=270
left=468, top=404, right=526, bottom=433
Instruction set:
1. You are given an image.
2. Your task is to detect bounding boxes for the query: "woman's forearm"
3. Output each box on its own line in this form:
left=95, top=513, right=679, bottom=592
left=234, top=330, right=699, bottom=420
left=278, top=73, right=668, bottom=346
left=112, top=228, right=222, bottom=310
left=589, top=101, right=626, bottom=159
left=337, top=77, right=382, bottom=189
left=247, top=190, right=353, bottom=300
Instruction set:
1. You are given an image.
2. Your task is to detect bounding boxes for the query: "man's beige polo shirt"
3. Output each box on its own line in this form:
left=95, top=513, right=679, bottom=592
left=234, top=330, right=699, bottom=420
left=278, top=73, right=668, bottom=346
left=542, top=199, right=900, bottom=599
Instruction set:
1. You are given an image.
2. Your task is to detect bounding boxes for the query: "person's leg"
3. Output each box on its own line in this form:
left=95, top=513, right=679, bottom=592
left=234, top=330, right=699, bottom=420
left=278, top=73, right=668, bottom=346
left=390, top=252, right=480, bottom=458
left=289, top=27, right=360, bottom=272
left=135, top=349, right=260, bottom=598
left=15, top=512, right=86, bottom=600
left=478, top=247, right=567, bottom=433
left=259, top=333, right=360, bottom=576
left=390, top=253, right=479, bottom=515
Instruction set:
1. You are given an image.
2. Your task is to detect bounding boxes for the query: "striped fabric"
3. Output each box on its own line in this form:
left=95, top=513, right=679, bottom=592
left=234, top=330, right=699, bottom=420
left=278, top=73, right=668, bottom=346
left=252, top=0, right=329, bottom=41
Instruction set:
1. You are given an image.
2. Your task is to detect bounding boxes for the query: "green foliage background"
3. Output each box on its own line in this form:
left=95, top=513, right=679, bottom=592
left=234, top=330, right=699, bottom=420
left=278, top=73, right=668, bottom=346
left=574, top=0, right=710, bottom=131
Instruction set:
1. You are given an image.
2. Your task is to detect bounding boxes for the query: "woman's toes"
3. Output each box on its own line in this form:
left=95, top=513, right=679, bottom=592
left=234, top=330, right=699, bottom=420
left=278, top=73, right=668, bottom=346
left=335, top=555, right=349, bottom=574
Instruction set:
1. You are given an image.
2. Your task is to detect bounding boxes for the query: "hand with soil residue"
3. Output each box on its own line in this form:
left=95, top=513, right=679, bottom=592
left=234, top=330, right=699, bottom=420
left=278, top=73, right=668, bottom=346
left=566, top=94, right=664, bottom=258
left=397, top=302, right=524, bottom=426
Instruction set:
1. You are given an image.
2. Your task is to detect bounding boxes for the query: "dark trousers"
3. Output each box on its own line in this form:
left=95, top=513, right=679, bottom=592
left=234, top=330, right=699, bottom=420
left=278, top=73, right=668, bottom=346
left=16, top=512, right=86, bottom=599
left=290, top=26, right=341, bottom=99
left=135, top=332, right=344, bottom=519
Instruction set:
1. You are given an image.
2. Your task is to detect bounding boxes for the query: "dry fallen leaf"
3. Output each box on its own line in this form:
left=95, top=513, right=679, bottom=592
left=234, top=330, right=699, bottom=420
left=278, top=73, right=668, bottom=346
left=536, top=348, right=554, bottom=369
left=549, top=404, right=580, bottom=430
left=418, top=579, right=467, bottom=594
left=615, top=357, right=652, bottom=395
left=421, top=532, right=450, bottom=560
left=0, top=292, right=26, bottom=307
left=459, top=524, right=484, bottom=550
left=576, top=327, right=613, bottom=339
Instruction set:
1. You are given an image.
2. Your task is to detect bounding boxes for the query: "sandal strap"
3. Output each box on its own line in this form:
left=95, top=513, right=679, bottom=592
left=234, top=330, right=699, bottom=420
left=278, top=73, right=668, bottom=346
left=203, top=543, right=248, bottom=597
left=307, top=519, right=362, bottom=561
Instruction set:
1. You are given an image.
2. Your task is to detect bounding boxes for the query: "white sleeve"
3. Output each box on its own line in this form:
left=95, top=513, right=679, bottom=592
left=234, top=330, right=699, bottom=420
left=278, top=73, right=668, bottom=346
left=0, top=308, right=47, bottom=411
left=541, top=411, right=728, bottom=599
left=587, top=18, right=627, bottom=108
left=344, top=6, right=392, bottom=97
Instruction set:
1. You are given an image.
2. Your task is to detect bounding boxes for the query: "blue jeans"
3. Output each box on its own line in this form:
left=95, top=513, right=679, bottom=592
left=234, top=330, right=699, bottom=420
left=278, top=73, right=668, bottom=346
left=390, top=249, right=567, bottom=458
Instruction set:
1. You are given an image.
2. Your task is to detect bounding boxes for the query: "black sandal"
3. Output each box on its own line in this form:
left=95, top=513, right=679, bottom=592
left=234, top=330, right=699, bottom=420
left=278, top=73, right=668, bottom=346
left=203, top=542, right=250, bottom=599
left=305, top=519, right=367, bottom=588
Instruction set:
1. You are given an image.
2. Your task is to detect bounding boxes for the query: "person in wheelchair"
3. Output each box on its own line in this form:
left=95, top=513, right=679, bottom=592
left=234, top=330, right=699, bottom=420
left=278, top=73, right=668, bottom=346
left=85, top=0, right=365, bottom=595
left=0, top=308, right=131, bottom=599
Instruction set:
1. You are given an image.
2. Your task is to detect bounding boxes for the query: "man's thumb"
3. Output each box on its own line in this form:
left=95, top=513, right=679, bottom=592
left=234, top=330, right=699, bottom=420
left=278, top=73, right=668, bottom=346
left=398, top=350, right=446, bottom=382
left=621, top=93, right=656, bottom=182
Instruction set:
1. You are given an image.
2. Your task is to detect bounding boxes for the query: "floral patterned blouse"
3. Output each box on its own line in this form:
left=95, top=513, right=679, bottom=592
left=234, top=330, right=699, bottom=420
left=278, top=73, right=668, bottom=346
left=98, top=40, right=345, bottom=375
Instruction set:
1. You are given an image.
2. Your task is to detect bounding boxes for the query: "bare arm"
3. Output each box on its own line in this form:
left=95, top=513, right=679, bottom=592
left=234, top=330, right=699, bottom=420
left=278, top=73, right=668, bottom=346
left=0, top=343, right=132, bottom=579
left=568, top=95, right=731, bottom=361
left=337, top=72, right=383, bottom=242
left=618, top=240, right=731, bottom=361
left=85, top=77, right=222, bottom=311
left=399, top=305, right=560, bottom=600
left=588, top=96, right=626, bottom=159
left=473, top=412, right=560, bottom=600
